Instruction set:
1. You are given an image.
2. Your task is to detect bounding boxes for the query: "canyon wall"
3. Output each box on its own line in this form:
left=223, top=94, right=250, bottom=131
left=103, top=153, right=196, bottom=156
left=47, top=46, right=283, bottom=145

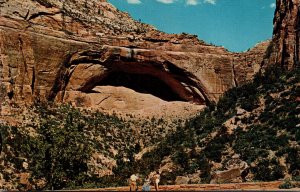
left=264, top=0, right=300, bottom=69
left=0, top=0, right=269, bottom=117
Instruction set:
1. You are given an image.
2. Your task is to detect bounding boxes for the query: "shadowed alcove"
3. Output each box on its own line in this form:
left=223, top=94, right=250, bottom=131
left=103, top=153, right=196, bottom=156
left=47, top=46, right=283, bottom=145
left=50, top=50, right=208, bottom=105
left=96, top=71, right=186, bottom=102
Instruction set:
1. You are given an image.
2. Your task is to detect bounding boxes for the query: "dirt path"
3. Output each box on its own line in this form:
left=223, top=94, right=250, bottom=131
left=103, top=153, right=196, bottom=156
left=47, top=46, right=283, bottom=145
left=60, top=181, right=300, bottom=191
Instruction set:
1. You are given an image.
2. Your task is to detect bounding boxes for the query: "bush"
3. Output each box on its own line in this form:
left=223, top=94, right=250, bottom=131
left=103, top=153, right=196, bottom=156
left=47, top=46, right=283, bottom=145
left=293, top=175, right=300, bottom=181
left=252, top=159, right=273, bottom=181
left=279, top=180, right=294, bottom=189
left=172, top=148, right=189, bottom=169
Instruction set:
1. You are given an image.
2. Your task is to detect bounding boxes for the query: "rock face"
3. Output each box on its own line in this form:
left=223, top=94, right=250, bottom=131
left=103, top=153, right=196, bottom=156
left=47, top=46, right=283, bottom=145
left=233, top=41, right=270, bottom=86
left=264, top=0, right=300, bottom=69
left=0, top=0, right=268, bottom=117
left=175, top=176, right=190, bottom=185
left=210, top=155, right=249, bottom=184
left=175, top=172, right=201, bottom=185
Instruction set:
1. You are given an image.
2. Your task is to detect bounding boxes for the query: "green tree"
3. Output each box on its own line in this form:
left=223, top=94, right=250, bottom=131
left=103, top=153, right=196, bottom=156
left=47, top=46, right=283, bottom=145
left=29, top=105, right=92, bottom=189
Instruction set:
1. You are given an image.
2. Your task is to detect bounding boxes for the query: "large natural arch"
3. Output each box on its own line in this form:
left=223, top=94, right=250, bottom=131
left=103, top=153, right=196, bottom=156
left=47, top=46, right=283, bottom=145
left=50, top=48, right=209, bottom=108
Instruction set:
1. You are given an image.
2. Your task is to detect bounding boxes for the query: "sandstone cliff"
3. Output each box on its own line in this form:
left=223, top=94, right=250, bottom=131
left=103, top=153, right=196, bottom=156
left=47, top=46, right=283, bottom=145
left=233, top=41, right=270, bottom=86
left=0, top=0, right=268, bottom=118
left=264, top=0, right=300, bottom=69
left=0, top=0, right=299, bottom=190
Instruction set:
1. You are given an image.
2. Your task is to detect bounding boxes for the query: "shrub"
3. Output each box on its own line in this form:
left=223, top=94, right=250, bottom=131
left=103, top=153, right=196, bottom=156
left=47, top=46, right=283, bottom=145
left=293, top=175, right=300, bottom=181
left=252, top=159, right=273, bottom=181
left=172, top=148, right=189, bottom=169
left=279, top=180, right=294, bottom=189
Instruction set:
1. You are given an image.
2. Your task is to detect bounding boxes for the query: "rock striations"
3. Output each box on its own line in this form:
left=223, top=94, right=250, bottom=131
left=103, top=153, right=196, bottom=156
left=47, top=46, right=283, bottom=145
left=264, top=0, right=300, bottom=69
left=0, top=0, right=271, bottom=118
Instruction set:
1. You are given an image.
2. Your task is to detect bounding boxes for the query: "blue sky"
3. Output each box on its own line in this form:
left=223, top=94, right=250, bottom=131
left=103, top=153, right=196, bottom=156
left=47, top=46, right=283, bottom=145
left=107, top=0, right=276, bottom=52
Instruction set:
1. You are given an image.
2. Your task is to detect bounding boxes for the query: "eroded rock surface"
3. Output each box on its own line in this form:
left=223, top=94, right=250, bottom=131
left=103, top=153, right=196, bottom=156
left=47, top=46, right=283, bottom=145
left=233, top=41, right=270, bottom=86
left=0, top=0, right=268, bottom=118
left=264, top=0, right=300, bottom=69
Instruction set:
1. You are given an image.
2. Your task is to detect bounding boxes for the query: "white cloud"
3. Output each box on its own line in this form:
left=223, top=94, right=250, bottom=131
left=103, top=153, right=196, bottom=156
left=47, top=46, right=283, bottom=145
left=204, top=0, right=216, bottom=5
left=270, top=3, right=276, bottom=8
left=127, top=0, right=141, bottom=4
left=186, top=0, right=198, bottom=5
left=156, top=0, right=176, bottom=4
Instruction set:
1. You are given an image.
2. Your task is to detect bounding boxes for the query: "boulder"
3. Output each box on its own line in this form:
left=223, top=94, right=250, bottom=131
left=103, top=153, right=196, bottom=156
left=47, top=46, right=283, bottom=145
left=210, top=168, right=242, bottom=184
left=175, top=176, right=190, bottom=185
left=236, top=108, right=246, bottom=116
left=211, top=155, right=249, bottom=184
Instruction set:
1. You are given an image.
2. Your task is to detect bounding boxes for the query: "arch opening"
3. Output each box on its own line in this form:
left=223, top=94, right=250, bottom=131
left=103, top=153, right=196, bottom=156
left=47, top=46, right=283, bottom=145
left=95, top=71, right=186, bottom=102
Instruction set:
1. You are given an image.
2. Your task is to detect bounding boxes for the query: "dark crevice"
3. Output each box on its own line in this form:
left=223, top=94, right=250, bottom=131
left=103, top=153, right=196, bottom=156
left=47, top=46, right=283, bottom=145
left=44, top=15, right=63, bottom=28
left=13, top=11, right=27, bottom=19
left=33, top=0, right=53, bottom=8
left=96, top=71, right=186, bottom=102
left=165, top=61, right=187, bottom=76
left=165, top=61, right=209, bottom=104
left=273, top=2, right=286, bottom=36
left=18, top=36, right=28, bottom=73
left=295, top=31, right=299, bottom=68
left=0, top=1, right=5, bottom=8
left=48, top=53, right=74, bottom=101
left=27, top=11, right=61, bottom=21
left=18, top=35, right=27, bottom=97
left=31, top=67, right=35, bottom=94
left=25, top=10, right=30, bottom=20
left=69, top=51, right=107, bottom=65
left=48, top=66, right=67, bottom=101
left=70, top=58, right=102, bottom=65
left=281, top=31, right=288, bottom=69
left=295, top=9, right=300, bottom=67
left=96, top=96, right=110, bottom=106
left=7, top=91, right=13, bottom=100
left=143, top=37, right=169, bottom=43
left=64, top=53, right=76, bottom=68
left=87, top=89, right=100, bottom=93
left=232, top=62, right=238, bottom=87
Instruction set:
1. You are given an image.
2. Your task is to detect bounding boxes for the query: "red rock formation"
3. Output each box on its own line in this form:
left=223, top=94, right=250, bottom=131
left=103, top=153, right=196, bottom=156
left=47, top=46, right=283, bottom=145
left=233, top=41, right=270, bottom=86
left=0, top=0, right=268, bottom=118
left=264, top=0, right=300, bottom=69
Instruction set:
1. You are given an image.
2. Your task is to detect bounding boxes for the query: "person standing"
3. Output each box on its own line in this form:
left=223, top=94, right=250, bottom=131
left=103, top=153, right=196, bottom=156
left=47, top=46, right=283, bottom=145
left=152, top=171, right=160, bottom=191
left=129, top=173, right=139, bottom=191
left=142, top=175, right=151, bottom=191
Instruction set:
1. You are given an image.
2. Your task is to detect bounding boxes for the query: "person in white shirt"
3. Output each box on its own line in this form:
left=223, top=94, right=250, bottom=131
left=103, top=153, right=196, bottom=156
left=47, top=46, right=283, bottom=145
left=129, top=173, right=139, bottom=191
